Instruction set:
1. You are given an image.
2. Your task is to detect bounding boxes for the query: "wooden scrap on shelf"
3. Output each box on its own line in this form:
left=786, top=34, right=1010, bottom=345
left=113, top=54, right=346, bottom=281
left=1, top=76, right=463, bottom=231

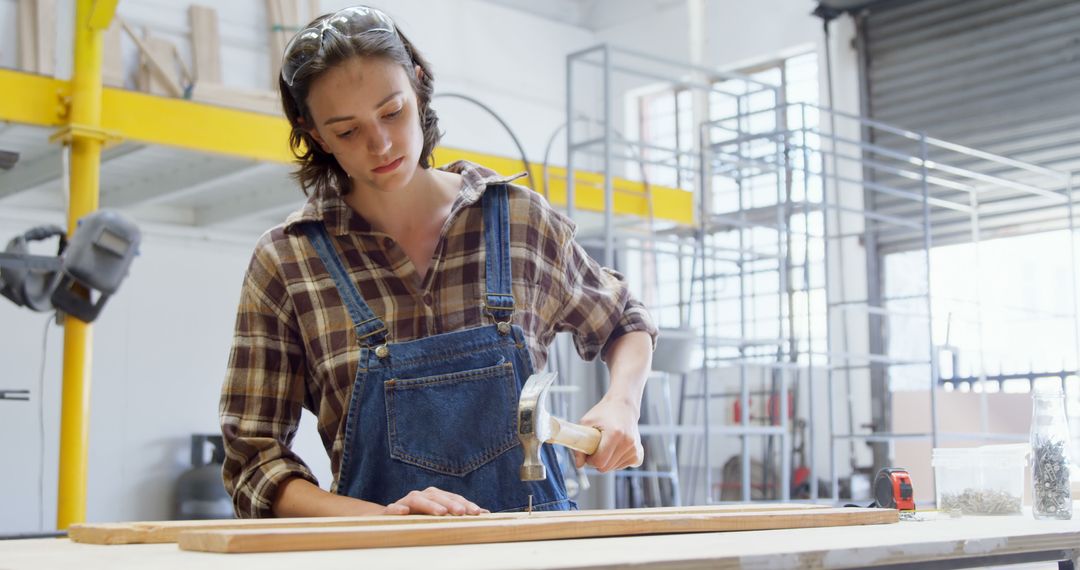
left=94, top=13, right=280, bottom=115
left=135, top=32, right=183, bottom=97
left=17, top=0, right=55, bottom=75
left=116, top=18, right=185, bottom=98
left=189, top=5, right=222, bottom=84
left=184, top=83, right=283, bottom=116
left=17, top=0, right=36, bottom=72
left=266, top=0, right=303, bottom=88
left=102, top=21, right=124, bottom=87
left=307, top=0, right=322, bottom=27
left=69, top=503, right=831, bottom=545
left=177, top=507, right=898, bottom=554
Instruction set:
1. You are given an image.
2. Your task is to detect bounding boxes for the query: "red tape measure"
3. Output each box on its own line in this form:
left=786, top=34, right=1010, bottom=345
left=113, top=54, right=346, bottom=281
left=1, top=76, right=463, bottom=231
left=873, top=468, right=915, bottom=511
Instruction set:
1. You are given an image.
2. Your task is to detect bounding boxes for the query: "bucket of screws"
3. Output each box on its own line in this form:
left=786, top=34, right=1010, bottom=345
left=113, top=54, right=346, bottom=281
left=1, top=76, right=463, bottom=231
left=932, top=444, right=1028, bottom=516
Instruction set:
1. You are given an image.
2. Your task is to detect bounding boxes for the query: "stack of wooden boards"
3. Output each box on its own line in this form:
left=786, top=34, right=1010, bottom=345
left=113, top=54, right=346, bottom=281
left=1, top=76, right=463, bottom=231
left=15, top=0, right=309, bottom=115
left=131, top=3, right=283, bottom=114
left=69, top=504, right=897, bottom=554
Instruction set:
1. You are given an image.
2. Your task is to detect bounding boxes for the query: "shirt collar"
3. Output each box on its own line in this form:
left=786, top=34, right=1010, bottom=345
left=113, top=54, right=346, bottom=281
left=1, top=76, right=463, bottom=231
left=283, top=160, right=527, bottom=237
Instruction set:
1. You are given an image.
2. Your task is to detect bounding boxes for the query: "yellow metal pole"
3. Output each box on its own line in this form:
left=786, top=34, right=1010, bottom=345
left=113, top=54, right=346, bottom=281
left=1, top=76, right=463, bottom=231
left=56, top=0, right=117, bottom=530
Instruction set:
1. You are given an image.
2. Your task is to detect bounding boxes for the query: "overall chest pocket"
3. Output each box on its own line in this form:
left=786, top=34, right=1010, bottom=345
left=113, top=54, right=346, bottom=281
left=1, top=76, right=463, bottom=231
left=384, top=361, right=519, bottom=477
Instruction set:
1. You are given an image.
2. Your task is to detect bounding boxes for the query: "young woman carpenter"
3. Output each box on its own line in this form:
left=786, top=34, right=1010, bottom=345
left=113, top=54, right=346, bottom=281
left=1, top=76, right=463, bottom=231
left=220, top=6, right=657, bottom=518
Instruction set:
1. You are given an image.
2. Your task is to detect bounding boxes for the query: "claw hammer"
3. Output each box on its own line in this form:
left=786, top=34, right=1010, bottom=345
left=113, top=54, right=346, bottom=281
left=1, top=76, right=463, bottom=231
left=515, top=371, right=603, bottom=481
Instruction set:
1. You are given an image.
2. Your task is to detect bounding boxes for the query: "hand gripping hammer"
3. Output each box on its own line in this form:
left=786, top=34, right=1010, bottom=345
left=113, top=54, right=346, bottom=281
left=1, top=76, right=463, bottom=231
left=516, top=371, right=602, bottom=481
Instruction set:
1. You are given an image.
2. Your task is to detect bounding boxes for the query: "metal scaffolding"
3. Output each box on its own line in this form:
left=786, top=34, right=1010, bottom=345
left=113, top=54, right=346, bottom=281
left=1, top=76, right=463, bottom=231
left=564, top=44, right=806, bottom=506
left=563, top=43, right=1079, bottom=508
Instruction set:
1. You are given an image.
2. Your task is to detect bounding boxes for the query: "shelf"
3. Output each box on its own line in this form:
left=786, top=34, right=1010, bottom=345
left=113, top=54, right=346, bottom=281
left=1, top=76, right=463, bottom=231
left=0, top=69, right=695, bottom=225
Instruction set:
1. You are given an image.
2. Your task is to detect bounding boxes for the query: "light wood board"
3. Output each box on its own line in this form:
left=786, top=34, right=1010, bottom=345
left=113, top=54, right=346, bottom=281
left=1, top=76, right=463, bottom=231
left=70, top=503, right=830, bottom=545
left=5, top=510, right=1079, bottom=569
left=266, top=0, right=302, bottom=88
left=189, top=83, right=282, bottom=116
left=17, top=0, right=36, bottom=71
left=176, top=507, right=897, bottom=553
left=134, top=31, right=182, bottom=97
left=17, top=0, right=53, bottom=74
left=189, top=5, right=222, bottom=84
left=35, top=0, right=54, bottom=75
left=102, top=21, right=124, bottom=87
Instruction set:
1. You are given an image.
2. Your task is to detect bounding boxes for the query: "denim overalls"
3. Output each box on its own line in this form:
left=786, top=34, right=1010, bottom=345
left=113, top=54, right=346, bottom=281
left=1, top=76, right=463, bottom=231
left=300, top=184, right=573, bottom=513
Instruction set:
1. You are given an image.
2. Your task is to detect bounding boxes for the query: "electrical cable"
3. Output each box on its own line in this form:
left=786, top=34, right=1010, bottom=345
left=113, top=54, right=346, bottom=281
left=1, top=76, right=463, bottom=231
left=433, top=93, right=532, bottom=182
left=37, top=313, right=53, bottom=532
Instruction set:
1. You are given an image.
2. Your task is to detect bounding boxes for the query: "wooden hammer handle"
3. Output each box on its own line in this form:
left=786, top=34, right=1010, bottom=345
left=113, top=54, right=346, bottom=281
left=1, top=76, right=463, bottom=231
left=548, top=417, right=601, bottom=455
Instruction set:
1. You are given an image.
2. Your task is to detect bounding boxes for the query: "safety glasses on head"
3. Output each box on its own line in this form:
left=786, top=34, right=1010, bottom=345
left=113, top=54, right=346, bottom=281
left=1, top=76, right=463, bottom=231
left=280, top=6, right=397, bottom=87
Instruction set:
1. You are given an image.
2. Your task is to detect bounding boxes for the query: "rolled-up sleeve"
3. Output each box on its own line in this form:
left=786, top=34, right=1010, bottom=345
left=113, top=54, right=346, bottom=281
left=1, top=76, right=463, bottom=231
left=547, top=215, right=658, bottom=362
left=220, top=236, right=318, bottom=519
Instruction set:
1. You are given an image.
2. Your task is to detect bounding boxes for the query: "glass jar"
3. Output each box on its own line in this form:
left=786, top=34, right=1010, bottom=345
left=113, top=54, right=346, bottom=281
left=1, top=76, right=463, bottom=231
left=1030, top=384, right=1073, bottom=520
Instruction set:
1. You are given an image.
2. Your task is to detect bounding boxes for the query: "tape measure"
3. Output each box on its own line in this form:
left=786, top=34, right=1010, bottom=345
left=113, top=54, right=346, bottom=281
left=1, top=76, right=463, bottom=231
left=873, top=468, right=915, bottom=511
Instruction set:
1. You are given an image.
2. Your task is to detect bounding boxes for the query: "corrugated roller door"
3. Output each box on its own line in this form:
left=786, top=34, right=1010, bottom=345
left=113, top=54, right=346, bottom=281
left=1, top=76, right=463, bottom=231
left=860, top=0, right=1080, bottom=252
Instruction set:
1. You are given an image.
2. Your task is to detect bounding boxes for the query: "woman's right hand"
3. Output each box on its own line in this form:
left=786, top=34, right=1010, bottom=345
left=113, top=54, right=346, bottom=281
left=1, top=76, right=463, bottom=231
left=382, top=486, right=489, bottom=516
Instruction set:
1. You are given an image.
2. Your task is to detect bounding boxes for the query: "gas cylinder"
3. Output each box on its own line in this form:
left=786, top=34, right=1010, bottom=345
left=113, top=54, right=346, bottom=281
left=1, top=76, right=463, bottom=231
left=174, top=434, right=233, bottom=520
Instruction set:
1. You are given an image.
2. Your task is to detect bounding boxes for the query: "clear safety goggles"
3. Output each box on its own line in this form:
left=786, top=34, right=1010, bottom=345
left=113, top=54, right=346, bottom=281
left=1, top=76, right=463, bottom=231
left=280, top=6, right=397, bottom=87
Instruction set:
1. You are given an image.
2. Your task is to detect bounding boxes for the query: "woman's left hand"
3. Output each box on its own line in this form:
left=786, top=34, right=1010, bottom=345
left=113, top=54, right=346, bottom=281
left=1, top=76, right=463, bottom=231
left=572, top=397, right=644, bottom=472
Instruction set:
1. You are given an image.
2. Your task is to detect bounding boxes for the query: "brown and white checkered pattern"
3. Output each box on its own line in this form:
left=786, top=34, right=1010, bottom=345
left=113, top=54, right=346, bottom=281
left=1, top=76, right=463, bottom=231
left=219, top=160, right=657, bottom=518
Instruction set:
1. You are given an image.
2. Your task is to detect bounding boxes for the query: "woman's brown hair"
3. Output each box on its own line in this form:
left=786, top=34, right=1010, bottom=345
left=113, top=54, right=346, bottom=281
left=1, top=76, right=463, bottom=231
left=278, top=10, right=441, bottom=197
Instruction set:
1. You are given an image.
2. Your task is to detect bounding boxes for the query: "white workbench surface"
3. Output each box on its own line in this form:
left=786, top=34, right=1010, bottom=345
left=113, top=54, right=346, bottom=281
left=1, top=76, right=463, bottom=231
left=3, top=510, right=1079, bottom=569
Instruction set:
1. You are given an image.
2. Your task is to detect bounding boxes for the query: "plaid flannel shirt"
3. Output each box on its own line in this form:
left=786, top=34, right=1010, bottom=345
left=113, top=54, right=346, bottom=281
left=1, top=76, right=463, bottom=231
left=219, top=160, right=657, bottom=518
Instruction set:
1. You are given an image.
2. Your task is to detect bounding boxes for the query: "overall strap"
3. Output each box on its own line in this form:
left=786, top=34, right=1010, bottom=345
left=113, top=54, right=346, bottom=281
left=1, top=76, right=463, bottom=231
left=300, top=223, right=388, bottom=347
left=481, top=184, right=514, bottom=329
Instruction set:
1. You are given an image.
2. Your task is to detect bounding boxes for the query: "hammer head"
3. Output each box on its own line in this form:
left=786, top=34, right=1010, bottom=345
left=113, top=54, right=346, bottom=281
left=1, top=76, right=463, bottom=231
left=517, top=371, right=557, bottom=481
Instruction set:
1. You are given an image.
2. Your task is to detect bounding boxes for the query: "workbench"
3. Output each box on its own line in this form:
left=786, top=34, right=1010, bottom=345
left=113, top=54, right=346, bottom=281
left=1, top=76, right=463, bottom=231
left=3, top=510, right=1078, bottom=569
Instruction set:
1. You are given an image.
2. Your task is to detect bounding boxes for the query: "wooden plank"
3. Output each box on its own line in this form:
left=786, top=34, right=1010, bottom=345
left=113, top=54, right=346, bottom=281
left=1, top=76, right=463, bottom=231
left=17, top=0, right=36, bottom=72
left=266, top=0, right=285, bottom=87
left=190, top=83, right=281, bottom=116
left=128, top=27, right=183, bottom=98
left=189, top=5, right=221, bottom=84
left=139, top=34, right=180, bottom=96
left=70, top=503, right=830, bottom=545
left=5, top=511, right=1080, bottom=569
left=177, top=508, right=897, bottom=554
left=35, top=0, right=54, bottom=75
left=168, top=42, right=196, bottom=89
left=102, top=21, right=124, bottom=87
left=269, top=0, right=303, bottom=87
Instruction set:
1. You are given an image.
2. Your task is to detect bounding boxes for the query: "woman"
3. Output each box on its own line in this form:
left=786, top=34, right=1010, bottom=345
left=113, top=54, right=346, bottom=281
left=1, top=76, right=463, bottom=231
left=220, top=5, right=657, bottom=518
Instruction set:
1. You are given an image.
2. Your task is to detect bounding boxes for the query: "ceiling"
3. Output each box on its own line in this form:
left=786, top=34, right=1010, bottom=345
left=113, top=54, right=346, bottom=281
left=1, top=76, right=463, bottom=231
left=479, top=0, right=596, bottom=29
left=0, top=122, right=304, bottom=238
left=477, top=0, right=690, bottom=31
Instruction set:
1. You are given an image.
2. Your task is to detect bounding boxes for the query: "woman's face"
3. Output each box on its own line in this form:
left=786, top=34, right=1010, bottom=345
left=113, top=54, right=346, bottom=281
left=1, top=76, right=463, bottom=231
left=305, top=56, right=424, bottom=194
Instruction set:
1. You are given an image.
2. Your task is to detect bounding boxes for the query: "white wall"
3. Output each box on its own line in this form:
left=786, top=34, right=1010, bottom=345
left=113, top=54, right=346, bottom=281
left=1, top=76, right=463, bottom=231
left=0, top=0, right=16, bottom=70
left=0, top=211, right=301, bottom=530
left=591, top=0, right=822, bottom=73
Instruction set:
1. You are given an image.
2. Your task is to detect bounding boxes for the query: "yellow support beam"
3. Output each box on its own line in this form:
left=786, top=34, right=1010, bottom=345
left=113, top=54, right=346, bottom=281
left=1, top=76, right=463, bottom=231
left=87, top=0, right=120, bottom=30
left=55, top=0, right=111, bottom=530
left=1, top=69, right=693, bottom=225
left=0, top=70, right=70, bottom=127
left=100, top=89, right=294, bottom=163
left=431, top=148, right=693, bottom=225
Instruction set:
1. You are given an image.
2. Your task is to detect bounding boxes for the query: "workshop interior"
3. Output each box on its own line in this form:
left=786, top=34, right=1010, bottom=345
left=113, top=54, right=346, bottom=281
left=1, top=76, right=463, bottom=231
left=1, top=0, right=1080, bottom=567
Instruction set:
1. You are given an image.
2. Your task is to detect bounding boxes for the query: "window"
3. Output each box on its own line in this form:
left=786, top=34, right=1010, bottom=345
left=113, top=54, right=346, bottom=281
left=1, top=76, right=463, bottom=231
left=626, top=51, right=824, bottom=362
